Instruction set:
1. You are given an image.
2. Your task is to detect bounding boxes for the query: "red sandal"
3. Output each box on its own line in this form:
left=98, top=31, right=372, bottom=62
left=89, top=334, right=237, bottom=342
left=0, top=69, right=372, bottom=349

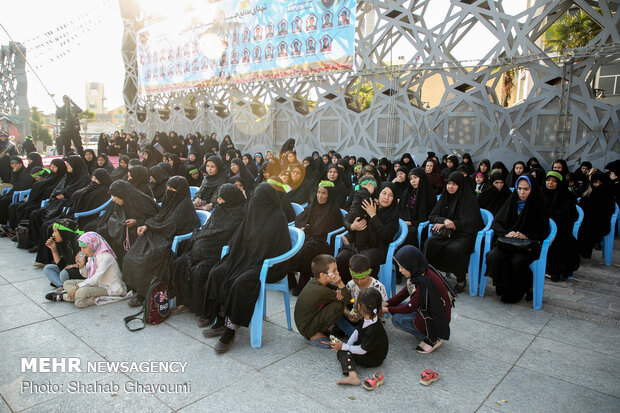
left=420, top=369, right=439, bottom=386
left=362, top=371, right=385, bottom=391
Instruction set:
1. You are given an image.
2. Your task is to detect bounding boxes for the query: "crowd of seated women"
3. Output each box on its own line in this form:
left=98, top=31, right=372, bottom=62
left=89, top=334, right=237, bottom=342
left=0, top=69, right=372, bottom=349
left=1, top=130, right=618, bottom=354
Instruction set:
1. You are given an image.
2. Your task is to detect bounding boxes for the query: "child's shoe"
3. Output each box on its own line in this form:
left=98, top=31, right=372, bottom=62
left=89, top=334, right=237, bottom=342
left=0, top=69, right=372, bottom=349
left=362, top=371, right=384, bottom=391
left=420, top=369, right=439, bottom=386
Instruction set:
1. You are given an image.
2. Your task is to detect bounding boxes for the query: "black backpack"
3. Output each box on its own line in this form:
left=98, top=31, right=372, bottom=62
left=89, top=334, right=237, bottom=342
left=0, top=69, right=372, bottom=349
left=124, top=279, right=170, bottom=331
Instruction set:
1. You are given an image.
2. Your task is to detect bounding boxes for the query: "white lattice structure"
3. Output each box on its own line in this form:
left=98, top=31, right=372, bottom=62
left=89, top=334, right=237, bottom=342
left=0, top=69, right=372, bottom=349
left=0, top=42, right=30, bottom=139
left=120, top=0, right=620, bottom=169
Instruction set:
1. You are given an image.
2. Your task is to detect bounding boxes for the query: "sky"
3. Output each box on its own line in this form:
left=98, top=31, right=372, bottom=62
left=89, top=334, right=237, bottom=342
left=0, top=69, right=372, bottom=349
left=1, top=0, right=527, bottom=115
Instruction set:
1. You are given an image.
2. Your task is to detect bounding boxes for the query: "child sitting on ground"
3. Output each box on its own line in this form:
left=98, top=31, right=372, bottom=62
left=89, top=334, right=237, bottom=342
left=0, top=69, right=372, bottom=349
left=336, top=254, right=388, bottom=338
left=327, top=287, right=389, bottom=387
left=294, top=254, right=352, bottom=348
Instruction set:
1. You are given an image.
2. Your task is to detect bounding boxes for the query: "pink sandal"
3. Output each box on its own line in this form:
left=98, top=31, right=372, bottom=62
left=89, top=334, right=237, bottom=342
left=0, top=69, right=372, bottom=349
left=416, top=339, right=443, bottom=354
left=362, top=371, right=385, bottom=391
left=420, top=369, right=439, bottom=386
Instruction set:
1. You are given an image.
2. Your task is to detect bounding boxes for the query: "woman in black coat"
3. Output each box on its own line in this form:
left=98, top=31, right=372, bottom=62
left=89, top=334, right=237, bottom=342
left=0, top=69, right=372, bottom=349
left=484, top=174, right=549, bottom=303
left=424, top=172, right=484, bottom=293
left=398, top=167, right=436, bottom=248
left=476, top=171, right=511, bottom=215
left=542, top=171, right=579, bottom=281
left=122, top=176, right=200, bottom=306
left=171, top=184, right=246, bottom=319
left=201, top=182, right=292, bottom=353
left=577, top=171, right=615, bottom=258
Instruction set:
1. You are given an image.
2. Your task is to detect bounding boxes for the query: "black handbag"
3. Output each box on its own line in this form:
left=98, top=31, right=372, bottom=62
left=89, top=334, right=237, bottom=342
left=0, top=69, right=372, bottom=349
left=497, top=237, right=540, bottom=255
left=431, top=226, right=454, bottom=239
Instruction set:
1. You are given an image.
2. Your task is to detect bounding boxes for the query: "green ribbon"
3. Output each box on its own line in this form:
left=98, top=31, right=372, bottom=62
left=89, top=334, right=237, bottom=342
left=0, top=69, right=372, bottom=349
left=354, top=164, right=362, bottom=172
left=78, top=240, right=88, bottom=247
left=267, top=178, right=286, bottom=190
left=350, top=268, right=372, bottom=279
left=359, top=178, right=377, bottom=187
left=53, top=223, right=85, bottom=235
left=318, top=180, right=335, bottom=188
left=188, top=168, right=199, bottom=175
left=546, top=170, right=563, bottom=182
left=31, top=168, right=50, bottom=178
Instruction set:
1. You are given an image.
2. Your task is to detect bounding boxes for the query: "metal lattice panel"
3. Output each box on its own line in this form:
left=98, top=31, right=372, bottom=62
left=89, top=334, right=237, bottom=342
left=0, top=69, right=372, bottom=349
left=0, top=42, right=30, bottom=134
left=120, top=0, right=620, bottom=169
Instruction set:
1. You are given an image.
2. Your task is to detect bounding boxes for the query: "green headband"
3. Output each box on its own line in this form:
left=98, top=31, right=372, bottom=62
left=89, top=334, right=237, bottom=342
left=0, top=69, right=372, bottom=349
left=267, top=178, right=286, bottom=190
left=359, top=178, right=377, bottom=187
left=546, top=171, right=563, bottom=182
left=31, top=168, right=50, bottom=177
left=354, top=164, right=362, bottom=172
left=53, top=223, right=85, bottom=235
left=350, top=268, right=372, bottom=279
left=189, top=168, right=199, bottom=175
left=318, top=180, right=334, bottom=188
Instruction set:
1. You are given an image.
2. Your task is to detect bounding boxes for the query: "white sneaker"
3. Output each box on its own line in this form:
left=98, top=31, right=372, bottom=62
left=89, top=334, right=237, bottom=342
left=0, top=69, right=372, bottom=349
left=32, top=262, right=45, bottom=268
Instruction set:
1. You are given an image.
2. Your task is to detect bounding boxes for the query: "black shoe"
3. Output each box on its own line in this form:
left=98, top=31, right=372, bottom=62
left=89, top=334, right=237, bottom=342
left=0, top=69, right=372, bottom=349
left=214, top=328, right=236, bottom=353
left=28, top=246, right=38, bottom=253
left=128, top=295, right=144, bottom=307
left=526, top=291, right=533, bottom=301
left=291, top=285, right=303, bottom=297
left=197, top=317, right=213, bottom=328
left=45, top=291, right=64, bottom=302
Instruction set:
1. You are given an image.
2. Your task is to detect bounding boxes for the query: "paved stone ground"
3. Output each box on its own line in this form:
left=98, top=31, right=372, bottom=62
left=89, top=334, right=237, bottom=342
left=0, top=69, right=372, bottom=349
left=1, top=237, right=619, bottom=412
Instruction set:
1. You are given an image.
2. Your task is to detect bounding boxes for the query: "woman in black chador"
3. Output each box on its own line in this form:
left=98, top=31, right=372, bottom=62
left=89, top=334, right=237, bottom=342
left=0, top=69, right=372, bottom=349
left=122, top=176, right=200, bottom=307
left=97, top=180, right=159, bottom=263
left=542, top=171, right=579, bottom=281
left=398, top=167, right=436, bottom=248
left=577, top=171, right=615, bottom=258
left=424, top=172, right=484, bottom=293
left=290, top=180, right=344, bottom=295
left=171, top=184, right=246, bottom=320
left=484, top=174, right=549, bottom=303
left=200, top=182, right=292, bottom=354
left=128, top=165, right=153, bottom=198
left=148, top=165, right=170, bottom=203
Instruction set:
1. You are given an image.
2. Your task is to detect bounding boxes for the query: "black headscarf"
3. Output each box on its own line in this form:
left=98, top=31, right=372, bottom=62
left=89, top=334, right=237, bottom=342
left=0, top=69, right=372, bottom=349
left=148, top=165, right=170, bottom=202
left=242, top=153, right=259, bottom=178
left=398, top=167, right=436, bottom=225
left=394, top=245, right=450, bottom=341
left=158, top=161, right=172, bottom=175
left=461, top=153, right=475, bottom=176
left=229, top=158, right=255, bottom=193
left=25, top=152, right=43, bottom=173
left=111, top=155, right=130, bottom=181
left=353, top=181, right=400, bottom=252
left=391, top=166, right=410, bottom=201
left=430, top=172, right=484, bottom=240
left=196, top=155, right=228, bottom=202
left=491, top=161, right=509, bottom=178
left=168, top=154, right=186, bottom=177
left=7, top=156, right=34, bottom=192
left=506, top=161, right=526, bottom=188
left=128, top=165, right=153, bottom=197
left=144, top=176, right=200, bottom=237
left=67, top=168, right=111, bottom=217
left=294, top=181, right=343, bottom=241
left=441, top=155, right=459, bottom=179
left=96, top=153, right=115, bottom=173
left=476, top=171, right=512, bottom=215
left=82, top=149, right=97, bottom=174
left=59, top=155, right=91, bottom=196
left=492, top=174, right=549, bottom=241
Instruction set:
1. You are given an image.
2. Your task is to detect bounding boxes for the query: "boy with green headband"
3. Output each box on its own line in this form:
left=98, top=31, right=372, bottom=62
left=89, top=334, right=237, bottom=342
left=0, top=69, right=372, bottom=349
left=335, top=254, right=388, bottom=338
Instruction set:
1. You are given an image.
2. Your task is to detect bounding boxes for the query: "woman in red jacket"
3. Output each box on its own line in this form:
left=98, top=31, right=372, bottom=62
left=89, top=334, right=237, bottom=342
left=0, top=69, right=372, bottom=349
left=383, top=245, right=454, bottom=354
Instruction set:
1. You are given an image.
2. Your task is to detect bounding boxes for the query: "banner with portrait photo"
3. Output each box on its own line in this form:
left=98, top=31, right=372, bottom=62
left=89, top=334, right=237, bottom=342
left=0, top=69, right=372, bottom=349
left=137, top=0, right=356, bottom=95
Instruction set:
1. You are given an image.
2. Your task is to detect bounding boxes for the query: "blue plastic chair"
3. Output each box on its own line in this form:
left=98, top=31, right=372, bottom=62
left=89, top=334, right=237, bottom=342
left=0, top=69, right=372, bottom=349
left=573, top=205, right=584, bottom=239
left=378, top=219, right=409, bottom=297
left=171, top=210, right=211, bottom=252
left=290, top=202, right=304, bottom=216
left=250, top=226, right=305, bottom=348
left=74, top=198, right=113, bottom=219
left=0, top=187, right=10, bottom=196
left=601, top=204, right=619, bottom=266
left=196, top=210, right=210, bottom=226
left=12, top=189, right=31, bottom=204
left=479, top=218, right=557, bottom=310
left=326, top=209, right=348, bottom=253
left=41, top=199, right=49, bottom=208
left=189, top=186, right=199, bottom=198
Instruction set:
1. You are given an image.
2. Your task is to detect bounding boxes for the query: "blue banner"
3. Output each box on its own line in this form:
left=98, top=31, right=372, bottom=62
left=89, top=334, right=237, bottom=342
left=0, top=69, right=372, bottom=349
left=137, top=0, right=356, bottom=94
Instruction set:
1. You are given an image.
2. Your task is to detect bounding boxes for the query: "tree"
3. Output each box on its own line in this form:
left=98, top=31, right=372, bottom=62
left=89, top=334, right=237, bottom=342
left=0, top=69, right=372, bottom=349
left=79, top=109, right=96, bottom=140
left=545, top=8, right=602, bottom=52
left=29, top=106, right=53, bottom=146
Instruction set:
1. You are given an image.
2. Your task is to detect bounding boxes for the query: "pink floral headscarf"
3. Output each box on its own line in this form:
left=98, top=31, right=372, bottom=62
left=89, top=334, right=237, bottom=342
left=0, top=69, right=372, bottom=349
left=77, top=232, right=117, bottom=278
